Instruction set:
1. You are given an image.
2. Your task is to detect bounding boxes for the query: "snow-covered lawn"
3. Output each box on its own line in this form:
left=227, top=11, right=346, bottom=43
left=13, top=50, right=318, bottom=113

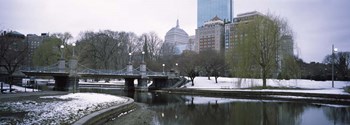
left=1, top=83, right=39, bottom=93
left=182, top=77, right=350, bottom=94
left=0, top=93, right=128, bottom=125
left=79, top=79, right=125, bottom=85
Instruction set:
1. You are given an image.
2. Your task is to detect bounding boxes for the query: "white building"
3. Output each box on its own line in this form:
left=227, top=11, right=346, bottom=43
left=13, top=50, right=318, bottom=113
left=164, top=20, right=190, bottom=54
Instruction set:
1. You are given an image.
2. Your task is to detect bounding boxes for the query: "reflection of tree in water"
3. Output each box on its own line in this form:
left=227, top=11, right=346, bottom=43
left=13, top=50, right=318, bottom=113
left=150, top=96, right=308, bottom=125
left=323, top=106, right=350, bottom=125
left=229, top=102, right=305, bottom=125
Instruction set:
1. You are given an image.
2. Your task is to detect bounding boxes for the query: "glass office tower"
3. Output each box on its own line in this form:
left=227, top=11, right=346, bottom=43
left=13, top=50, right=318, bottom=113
left=197, top=0, right=233, bottom=27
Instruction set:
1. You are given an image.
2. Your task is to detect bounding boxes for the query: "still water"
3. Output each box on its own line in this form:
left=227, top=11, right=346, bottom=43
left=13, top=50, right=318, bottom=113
left=82, top=89, right=350, bottom=125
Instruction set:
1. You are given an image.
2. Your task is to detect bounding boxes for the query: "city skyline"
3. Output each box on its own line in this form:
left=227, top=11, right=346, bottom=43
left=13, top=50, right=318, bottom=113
left=0, top=0, right=349, bottom=63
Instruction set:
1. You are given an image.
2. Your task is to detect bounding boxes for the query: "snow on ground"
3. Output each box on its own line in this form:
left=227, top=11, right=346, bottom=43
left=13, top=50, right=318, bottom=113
left=184, top=96, right=262, bottom=105
left=0, top=93, right=128, bottom=125
left=1, top=83, right=39, bottom=93
left=79, top=79, right=125, bottom=85
left=182, top=77, right=350, bottom=94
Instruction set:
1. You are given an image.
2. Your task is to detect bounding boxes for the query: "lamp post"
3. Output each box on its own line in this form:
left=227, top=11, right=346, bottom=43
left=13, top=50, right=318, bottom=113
left=175, top=63, right=179, bottom=76
left=72, top=43, right=76, bottom=57
left=129, top=52, right=132, bottom=64
left=162, top=64, right=165, bottom=75
left=60, top=45, right=64, bottom=59
left=142, top=51, right=145, bottom=63
left=332, top=44, right=338, bottom=88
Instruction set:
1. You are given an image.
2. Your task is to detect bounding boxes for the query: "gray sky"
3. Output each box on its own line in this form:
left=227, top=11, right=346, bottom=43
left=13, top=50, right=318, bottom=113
left=1, top=0, right=349, bottom=63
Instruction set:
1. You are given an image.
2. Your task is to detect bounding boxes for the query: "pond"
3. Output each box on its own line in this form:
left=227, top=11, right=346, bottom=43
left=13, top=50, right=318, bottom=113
left=82, top=89, right=350, bottom=125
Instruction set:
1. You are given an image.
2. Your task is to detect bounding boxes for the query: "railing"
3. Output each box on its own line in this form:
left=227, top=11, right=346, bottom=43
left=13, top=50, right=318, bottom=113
left=21, top=64, right=170, bottom=77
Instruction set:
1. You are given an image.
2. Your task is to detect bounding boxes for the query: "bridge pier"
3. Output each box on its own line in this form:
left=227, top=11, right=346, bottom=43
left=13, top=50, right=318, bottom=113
left=124, top=78, right=135, bottom=91
left=136, top=63, right=148, bottom=91
left=152, top=78, right=168, bottom=89
left=53, top=76, right=69, bottom=91
left=136, top=78, right=148, bottom=91
left=58, top=59, right=65, bottom=72
left=150, top=77, right=180, bottom=90
left=53, top=76, right=79, bottom=92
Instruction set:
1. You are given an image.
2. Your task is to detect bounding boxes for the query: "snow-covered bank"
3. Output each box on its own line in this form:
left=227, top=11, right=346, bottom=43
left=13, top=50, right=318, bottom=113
left=182, top=77, right=350, bottom=94
left=0, top=93, right=128, bottom=125
left=1, top=82, right=39, bottom=93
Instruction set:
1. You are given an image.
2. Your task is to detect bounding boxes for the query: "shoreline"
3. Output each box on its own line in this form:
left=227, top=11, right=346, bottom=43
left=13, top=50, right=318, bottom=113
left=155, top=88, right=350, bottom=105
left=2, top=87, right=349, bottom=124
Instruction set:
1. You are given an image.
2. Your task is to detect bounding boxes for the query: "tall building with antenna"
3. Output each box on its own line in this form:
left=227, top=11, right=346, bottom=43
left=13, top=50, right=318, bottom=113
left=197, top=0, right=234, bottom=27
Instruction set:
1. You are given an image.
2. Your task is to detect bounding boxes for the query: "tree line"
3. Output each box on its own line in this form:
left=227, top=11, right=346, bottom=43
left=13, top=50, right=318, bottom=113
left=1, top=12, right=349, bottom=90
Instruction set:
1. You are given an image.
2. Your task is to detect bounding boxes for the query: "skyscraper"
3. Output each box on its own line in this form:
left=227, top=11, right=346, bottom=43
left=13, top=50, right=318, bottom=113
left=197, top=0, right=233, bottom=27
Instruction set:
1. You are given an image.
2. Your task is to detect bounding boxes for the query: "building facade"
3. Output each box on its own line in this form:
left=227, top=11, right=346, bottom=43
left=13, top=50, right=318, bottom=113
left=26, top=33, right=48, bottom=67
left=187, top=35, right=198, bottom=52
left=164, top=20, right=190, bottom=54
left=197, top=0, right=234, bottom=27
left=196, top=16, right=225, bottom=53
left=224, top=11, right=264, bottom=51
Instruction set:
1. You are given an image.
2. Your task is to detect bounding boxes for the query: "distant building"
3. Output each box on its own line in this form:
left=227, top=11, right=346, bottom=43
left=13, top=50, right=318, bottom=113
left=224, top=11, right=264, bottom=51
left=26, top=33, right=48, bottom=66
left=164, top=20, right=190, bottom=54
left=196, top=16, right=225, bottom=53
left=187, top=35, right=197, bottom=52
left=197, top=0, right=234, bottom=27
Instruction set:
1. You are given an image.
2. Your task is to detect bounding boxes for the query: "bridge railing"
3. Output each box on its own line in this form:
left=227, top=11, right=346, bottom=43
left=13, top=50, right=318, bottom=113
left=78, top=69, right=142, bottom=76
left=20, top=66, right=65, bottom=73
left=146, top=71, right=168, bottom=76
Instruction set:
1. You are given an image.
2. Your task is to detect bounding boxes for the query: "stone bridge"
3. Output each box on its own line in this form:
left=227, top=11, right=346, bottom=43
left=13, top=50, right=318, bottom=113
left=21, top=58, right=182, bottom=92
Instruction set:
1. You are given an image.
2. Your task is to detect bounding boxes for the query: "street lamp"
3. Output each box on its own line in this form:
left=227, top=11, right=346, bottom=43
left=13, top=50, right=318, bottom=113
left=72, top=43, right=76, bottom=57
left=162, top=64, right=165, bottom=74
left=60, top=45, right=64, bottom=59
left=129, top=53, right=132, bottom=64
left=175, top=63, right=179, bottom=76
left=142, top=51, right=145, bottom=63
left=332, top=44, right=338, bottom=88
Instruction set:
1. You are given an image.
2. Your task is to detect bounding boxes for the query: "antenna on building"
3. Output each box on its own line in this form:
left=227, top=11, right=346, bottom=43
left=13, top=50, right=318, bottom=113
left=176, top=19, right=179, bottom=28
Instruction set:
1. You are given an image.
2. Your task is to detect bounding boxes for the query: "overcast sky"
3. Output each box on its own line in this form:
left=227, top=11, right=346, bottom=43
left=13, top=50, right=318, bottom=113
left=1, top=0, right=349, bottom=63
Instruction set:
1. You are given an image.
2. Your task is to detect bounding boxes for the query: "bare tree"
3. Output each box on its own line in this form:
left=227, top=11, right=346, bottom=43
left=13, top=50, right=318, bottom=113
left=0, top=31, right=27, bottom=92
left=178, top=51, right=199, bottom=86
left=140, top=32, right=164, bottom=70
left=323, top=52, right=350, bottom=80
left=51, top=32, right=73, bottom=45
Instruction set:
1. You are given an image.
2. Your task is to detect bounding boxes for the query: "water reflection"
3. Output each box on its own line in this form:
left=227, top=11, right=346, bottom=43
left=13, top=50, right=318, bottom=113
left=81, top=89, right=350, bottom=125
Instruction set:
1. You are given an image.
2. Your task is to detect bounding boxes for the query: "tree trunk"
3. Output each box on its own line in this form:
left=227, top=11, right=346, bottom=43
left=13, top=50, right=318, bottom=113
left=191, top=77, right=194, bottom=86
left=1, top=82, right=3, bottom=93
left=215, top=77, right=218, bottom=83
left=9, top=76, right=13, bottom=92
left=208, top=75, right=210, bottom=80
left=262, top=71, right=267, bottom=89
